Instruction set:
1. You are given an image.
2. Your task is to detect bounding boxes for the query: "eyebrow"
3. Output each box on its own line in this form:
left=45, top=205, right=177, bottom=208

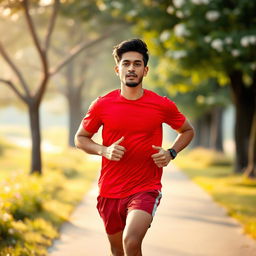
left=122, top=60, right=143, bottom=63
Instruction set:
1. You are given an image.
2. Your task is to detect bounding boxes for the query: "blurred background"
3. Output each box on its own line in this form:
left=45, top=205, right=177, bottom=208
left=0, top=0, right=255, bottom=255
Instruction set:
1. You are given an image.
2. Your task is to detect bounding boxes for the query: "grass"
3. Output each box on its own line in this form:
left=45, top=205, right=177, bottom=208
left=0, top=135, right=99, bottom=255
left=175, top=147, right=256, bottom=240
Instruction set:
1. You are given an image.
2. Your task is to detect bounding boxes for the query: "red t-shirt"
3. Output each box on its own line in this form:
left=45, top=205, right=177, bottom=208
left=82, top=89, right=186, bottom=198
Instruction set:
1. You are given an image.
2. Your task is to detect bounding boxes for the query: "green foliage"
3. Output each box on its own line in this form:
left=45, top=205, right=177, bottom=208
left=100, top=0, right=256, bottom=93
left=0, top=140, right=98, bottom=255
left=61, top=0, right=101, bottom=21
left=60, top=0, right=128, bottom=33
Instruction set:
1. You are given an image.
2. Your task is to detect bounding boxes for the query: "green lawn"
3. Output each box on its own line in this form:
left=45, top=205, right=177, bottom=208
left=175, top=148, right=256, bottom=240
left=0, top=135, right=99, bottom=256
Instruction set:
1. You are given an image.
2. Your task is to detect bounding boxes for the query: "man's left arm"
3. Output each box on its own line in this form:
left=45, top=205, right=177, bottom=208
left=151, top=120, right=195, bottom=168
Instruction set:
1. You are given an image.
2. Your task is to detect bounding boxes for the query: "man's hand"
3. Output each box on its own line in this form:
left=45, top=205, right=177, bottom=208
left=102, top=137, right=126, bottom=161
left=151, top=145, right=172, bottom=168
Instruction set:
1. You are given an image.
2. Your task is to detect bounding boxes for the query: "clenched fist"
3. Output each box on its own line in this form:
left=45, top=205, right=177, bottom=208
left=102, top=137, right=126, bottom=161
left=151, top=145, right=172, bottom=168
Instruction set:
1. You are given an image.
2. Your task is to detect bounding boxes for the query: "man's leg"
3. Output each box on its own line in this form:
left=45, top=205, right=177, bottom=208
left=107, top=231, right=124, bottom=256
left=123, top=209, right=153, bottom=256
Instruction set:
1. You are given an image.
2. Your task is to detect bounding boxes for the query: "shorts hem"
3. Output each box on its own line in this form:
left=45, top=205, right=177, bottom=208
left=127, top=208, right=153, bottom=216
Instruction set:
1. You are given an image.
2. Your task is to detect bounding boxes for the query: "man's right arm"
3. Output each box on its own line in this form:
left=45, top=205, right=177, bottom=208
left=74, top=124, right=105, bottom=156
left=74, top=124, right=125, bottom=161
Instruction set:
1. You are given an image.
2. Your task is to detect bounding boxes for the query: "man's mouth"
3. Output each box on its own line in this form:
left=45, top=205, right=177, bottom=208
left=126, top=74, right=137, bottom=78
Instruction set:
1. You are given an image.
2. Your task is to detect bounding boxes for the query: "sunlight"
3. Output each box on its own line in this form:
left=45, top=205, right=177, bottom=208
left=39, top=0, right=53, bottom=7
left=2, top=8, right=11, bottom=16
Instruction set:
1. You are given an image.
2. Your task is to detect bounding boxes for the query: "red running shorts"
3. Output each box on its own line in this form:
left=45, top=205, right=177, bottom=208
left=96, top=189, right=162, bottom=235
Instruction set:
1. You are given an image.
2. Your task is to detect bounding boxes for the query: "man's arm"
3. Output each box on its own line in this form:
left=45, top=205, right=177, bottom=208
left=74, top=124, right=126, bottom=161
left=151, top=120, right=195, bottom=168
left=169, top=119, right=195, bottom=153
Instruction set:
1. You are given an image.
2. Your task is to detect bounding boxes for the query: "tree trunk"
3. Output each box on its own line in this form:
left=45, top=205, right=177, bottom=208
left=229, top=70, right=255, bottom=173
left=192, top=113, right=211, bottom=148
left=200, top=113, right=211, bottom=148
left=244, top=110, right=256, bottom=178
left=210, top=106, right=224, bottom=152
left=68, top=95, right=83, bottom=147
left=65, top=63, right=84, bottom=147
left=28, top=102, right=42, bottom=175
left=191, top=119, right=200, bottom=148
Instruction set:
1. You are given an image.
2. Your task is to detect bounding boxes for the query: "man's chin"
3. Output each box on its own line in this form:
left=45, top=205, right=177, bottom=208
left=125, top=82, right=140, bottom=87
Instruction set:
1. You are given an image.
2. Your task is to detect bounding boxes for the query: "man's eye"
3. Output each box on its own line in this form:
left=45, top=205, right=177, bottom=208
left=122, top=63, right=129, bottom=66
left=134, top=63, right=142, bottom=67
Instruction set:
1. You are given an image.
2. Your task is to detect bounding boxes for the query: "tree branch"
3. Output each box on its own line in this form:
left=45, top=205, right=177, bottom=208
left=22, top=0, right=48, bottom=74
left=44, top=0, right=60, bottom=52
left=51, top=44, right=66, bottom=56
left=0, top=41, right=31, bottom=97
left=22, top=0, right=59, bottom=104
left=34, top=0, right=60, bottom=104
left=0, top=79, right=27, bottom=102
left=49, top=28, right=119, bottom=77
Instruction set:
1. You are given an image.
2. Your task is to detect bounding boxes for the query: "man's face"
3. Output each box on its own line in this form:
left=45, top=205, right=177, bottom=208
left=115, top=51, right=148, bottom=87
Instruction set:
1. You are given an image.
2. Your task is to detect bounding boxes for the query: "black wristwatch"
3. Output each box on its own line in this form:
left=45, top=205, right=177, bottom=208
left=168, top=148, right=177, bottom=159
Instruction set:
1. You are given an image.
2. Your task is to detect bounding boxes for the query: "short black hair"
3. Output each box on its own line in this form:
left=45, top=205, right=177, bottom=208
left=112, top=39, right=149, bottom=66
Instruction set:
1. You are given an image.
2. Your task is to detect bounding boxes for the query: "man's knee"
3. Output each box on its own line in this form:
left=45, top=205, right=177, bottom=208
left=109, top=239, right=124, bottom=256
left=110, top=245, right=124, bottom=256
left=123, top=234, right=141, bottom=253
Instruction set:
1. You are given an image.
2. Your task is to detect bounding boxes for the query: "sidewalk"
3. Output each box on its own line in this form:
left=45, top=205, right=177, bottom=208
left=48, top=165, right=256, bottom=256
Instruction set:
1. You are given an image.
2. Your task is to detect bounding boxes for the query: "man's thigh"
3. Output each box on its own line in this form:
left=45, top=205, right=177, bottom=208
left=124, top=209, right=153, bottom=240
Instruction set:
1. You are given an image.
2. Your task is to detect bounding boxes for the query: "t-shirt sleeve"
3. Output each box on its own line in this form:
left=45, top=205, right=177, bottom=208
left=82, top=97, right=103, bottom=134
left=163, top=97, right=186, bottom=130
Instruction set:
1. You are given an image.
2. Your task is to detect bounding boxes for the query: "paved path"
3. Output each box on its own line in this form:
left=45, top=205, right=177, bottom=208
left=48, top=165, right=256, bottom=256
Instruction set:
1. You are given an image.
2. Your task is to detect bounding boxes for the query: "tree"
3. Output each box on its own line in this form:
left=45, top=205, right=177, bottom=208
left=0, top=0, right=60, bottom=175
left=0, top=0, right=119, bottom=174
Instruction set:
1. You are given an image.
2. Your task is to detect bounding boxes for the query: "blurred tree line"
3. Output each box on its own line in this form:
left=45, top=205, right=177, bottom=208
left=0, top=0, right=255, bottom=177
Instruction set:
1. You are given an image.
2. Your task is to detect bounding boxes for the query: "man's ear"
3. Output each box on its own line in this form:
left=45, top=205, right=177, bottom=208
left=144, top=66, right=149, bottom=77
left=114, top=65, right=119, bottom=76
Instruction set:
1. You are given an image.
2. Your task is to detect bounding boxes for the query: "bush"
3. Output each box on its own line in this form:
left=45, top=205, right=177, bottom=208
left=0, top=145, right=98, bottom=255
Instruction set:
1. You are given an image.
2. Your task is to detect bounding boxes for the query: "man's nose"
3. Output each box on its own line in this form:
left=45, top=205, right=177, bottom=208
left=128, top=64, right=135, bottom=71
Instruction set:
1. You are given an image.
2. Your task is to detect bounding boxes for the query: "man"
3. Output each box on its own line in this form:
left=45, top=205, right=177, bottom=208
left=75, top=39, right=194, bottom=256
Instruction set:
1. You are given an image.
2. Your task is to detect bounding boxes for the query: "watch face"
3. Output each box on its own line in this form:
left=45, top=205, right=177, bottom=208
left=169, top=149, right=177, bottom=159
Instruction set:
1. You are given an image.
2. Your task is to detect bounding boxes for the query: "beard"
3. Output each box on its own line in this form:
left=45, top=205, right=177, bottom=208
left=125, top=82, right=140, bottom=87
left=125, top=75, right=143, bottom=87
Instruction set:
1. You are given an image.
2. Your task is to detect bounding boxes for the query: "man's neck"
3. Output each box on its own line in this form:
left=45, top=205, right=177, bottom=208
left=120, top=84, right=144, bottom=100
